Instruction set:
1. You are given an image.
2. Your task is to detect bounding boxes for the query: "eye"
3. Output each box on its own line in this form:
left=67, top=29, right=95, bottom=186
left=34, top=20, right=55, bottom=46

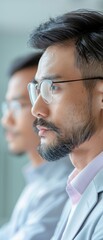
left=33, top=83, right=39, bottom=96
left=11, top=101, right=21, bottom=110
left=52, top=84, right=59, bottom=91
left=35, top=83, right=39, bottom=90
left=19, top=102, right=29, bottom=108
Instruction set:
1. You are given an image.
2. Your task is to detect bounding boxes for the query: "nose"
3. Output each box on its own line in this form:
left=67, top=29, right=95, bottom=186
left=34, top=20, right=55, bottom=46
left=1, top=111, right=15, bottom=128
left=31, top=95, right=49, bottom=119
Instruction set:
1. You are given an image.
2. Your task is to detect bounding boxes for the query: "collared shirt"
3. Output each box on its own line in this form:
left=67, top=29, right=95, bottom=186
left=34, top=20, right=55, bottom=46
left=0, top=156, right=73, bottom=240
left=51, top=151, right=103, bottom=240
left=66, top=151, right=103, bottom=205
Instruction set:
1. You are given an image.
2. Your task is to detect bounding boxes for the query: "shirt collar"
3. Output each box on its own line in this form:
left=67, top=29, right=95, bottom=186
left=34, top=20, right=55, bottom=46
left=22, top=156, right=70, bottom=184
left=66, top=152, right=103, bottom=205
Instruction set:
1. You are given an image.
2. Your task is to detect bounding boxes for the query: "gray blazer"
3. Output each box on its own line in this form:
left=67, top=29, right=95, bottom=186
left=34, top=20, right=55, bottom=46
left=52, top=168, right=103, bottom=240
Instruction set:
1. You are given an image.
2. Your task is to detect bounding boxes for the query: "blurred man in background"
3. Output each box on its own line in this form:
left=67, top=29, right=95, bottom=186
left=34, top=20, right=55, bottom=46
left=0, top=52, right=73, bottom=240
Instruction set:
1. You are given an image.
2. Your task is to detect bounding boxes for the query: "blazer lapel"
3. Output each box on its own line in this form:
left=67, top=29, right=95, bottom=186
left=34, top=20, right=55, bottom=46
left=53, top=200, right=71, bottom=240
left=61, top=181, right=98, bottom=240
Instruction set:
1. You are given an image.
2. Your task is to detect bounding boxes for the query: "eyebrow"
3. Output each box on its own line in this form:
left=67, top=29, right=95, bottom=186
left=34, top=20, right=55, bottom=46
left=32, top=74, right=62, bottom=83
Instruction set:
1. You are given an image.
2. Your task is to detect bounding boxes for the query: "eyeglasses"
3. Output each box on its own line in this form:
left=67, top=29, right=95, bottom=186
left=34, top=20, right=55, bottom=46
left=1, top=100, right=30, bottom=117
left=27, top=76, right=103, bottom=106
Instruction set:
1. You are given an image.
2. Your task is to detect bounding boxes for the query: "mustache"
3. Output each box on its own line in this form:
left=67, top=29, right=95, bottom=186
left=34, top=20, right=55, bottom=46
left=33, top=118, right=60, bottom=134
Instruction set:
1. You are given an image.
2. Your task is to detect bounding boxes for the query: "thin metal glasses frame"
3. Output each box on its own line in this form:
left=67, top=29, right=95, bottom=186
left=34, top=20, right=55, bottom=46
left=28, top=76, right=103, bottom=105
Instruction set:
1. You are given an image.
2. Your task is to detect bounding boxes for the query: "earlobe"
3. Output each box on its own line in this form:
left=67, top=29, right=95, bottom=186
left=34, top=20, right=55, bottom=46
left=96, top=82, right=103, bottom=109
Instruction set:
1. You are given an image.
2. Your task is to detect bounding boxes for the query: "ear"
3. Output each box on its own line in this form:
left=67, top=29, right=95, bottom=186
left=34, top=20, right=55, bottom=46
left=96, top=81, right=103, bottom=109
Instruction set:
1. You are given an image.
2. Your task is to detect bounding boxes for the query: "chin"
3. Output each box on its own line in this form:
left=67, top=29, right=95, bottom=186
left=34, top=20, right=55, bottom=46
left=8, top=144, right=25, bottom=156
left=10, top=149, right=25, bottom=156
left=40, top=135, right=55, bottom=145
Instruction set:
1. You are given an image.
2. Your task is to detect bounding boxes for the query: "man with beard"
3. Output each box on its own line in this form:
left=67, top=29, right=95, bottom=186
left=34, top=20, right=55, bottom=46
left=28, top=9, right=103, bottom=239
left=0, top=53, right=73, bottom=240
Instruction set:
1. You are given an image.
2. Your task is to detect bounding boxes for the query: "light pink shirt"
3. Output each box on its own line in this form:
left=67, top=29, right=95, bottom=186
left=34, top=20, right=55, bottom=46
left=66, top=152, right=103, bottom=205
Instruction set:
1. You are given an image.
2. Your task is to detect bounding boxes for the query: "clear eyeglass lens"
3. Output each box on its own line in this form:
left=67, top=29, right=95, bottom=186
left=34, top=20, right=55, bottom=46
left=41, top=80, right=52, bottom=104
left=1, top=101, right=21, bottom=116
left=29, top=83, right=37, bottom=106
left=28, top=81, right=53, bottom=106
left=1, top=102, right=8, bottom=116
left=11, top=101, right=21, bottom=112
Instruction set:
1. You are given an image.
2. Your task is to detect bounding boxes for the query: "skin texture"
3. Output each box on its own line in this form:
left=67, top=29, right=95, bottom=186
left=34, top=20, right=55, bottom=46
left=31, top=44, right=103, bottom=170
left=1, top=67, right=44, bottom=166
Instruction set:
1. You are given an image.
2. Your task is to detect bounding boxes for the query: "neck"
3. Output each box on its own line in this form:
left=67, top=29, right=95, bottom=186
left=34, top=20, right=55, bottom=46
left=69, top=129, right=103, bottom=171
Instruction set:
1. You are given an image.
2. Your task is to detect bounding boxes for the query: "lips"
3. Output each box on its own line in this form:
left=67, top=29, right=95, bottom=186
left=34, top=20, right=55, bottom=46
left=5, top=132, right=15, bottom=141
left=5, top=130, right=19, bottom=141
left=36, top=125, right=49, bottom=137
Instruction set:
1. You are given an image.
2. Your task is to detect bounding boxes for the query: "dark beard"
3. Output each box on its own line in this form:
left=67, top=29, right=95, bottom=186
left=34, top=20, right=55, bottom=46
left=33, top=116, right=96, bottom=162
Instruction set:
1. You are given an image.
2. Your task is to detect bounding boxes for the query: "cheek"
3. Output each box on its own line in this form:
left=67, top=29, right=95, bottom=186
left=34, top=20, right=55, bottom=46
left=16, top=114, right=33, bottom=132
left=49, top=83, right=88, bottom=125
left=49, top=101, right=69, bottom=128
left=50, top=98, right=89, bottom=130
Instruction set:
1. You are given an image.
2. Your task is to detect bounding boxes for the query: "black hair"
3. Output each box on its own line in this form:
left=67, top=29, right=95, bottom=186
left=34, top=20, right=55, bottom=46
left=29, top=9, right=103, bottom=89
left=8, top=52, right=43, bottom=77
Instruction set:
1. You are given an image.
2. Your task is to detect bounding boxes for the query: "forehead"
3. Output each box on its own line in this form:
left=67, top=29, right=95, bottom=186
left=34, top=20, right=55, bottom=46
left=36, top=44, right=82, bottom=80
left=6, top=67, right=37, bottom=100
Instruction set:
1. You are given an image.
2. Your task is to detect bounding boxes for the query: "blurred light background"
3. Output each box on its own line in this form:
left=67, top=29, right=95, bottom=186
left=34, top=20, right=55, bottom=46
left=0, top=0, right=103, bottom=225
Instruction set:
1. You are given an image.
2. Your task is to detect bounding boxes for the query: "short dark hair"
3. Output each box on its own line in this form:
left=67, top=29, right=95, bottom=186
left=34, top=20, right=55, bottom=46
left=29, top=9, right=103, bottom=89
left=8, top=52, right=43, bottom=77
